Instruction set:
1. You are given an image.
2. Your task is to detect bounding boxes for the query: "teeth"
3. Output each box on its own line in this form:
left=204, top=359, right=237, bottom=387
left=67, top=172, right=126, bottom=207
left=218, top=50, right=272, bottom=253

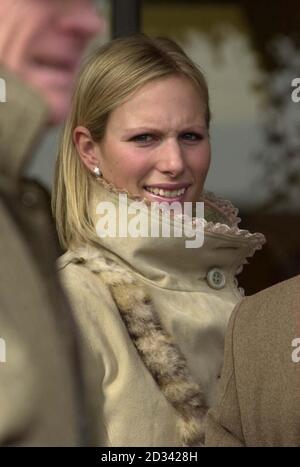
left=145, top=187, right=186, bottom=197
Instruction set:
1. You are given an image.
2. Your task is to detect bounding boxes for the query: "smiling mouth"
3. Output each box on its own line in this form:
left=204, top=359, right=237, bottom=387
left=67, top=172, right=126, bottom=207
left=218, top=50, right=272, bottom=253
left=144, top=186, right=188, bottom=199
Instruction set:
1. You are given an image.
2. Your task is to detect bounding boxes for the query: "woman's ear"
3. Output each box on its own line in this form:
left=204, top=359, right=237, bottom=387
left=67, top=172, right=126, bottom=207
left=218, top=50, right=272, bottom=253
left=73, top=126, right=101, bottom=172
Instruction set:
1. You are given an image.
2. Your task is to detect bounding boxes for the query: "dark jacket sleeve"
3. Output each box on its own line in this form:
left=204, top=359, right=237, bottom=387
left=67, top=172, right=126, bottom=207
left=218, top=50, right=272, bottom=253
left=205, top=301, right=245, bottom=447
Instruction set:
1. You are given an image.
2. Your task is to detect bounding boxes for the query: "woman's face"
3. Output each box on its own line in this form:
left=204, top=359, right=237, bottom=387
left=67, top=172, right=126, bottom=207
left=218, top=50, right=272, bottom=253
left=80, top=75, right=211, bottom=203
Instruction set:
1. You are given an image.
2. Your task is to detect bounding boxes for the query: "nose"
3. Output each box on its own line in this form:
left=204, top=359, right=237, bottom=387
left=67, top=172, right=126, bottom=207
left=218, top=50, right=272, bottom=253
left=156, top=139, right=185, bottom=178
left=60, top=1, right=106, bottom=41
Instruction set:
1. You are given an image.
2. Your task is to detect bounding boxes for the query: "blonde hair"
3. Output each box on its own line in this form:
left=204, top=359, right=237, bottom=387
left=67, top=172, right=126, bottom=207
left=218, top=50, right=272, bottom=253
left=52, top=33, right=211, bottom=250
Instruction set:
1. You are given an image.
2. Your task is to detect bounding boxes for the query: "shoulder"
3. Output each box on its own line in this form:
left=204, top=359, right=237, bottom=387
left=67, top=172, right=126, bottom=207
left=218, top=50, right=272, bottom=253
left=233, top=275, right=300, bottom=326
left=58, top=246, right=136, bottom=285
left=57, top=248, right=126, bottom=363
left=57, top=248, right=116, bottom=307
left=249, top=274, right=300, bottom=304
left=228, top=275, right=300, bottom=358
left=57, top=246, right=139, bottom=313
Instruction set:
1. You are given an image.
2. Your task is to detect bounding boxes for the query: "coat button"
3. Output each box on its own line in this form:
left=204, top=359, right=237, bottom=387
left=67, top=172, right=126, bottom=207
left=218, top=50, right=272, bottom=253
left=21, top=190, right=39, bottom=208
left=207, top=268, right=226, bottom=290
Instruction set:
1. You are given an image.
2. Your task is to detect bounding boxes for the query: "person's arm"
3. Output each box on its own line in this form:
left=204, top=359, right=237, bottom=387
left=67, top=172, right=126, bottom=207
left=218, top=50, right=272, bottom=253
left=205, top=301, right=245, bottom=447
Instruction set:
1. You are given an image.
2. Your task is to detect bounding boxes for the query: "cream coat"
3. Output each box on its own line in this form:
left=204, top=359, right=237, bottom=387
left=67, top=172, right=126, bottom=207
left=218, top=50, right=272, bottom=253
left=58, top=179, right=265, bottom=447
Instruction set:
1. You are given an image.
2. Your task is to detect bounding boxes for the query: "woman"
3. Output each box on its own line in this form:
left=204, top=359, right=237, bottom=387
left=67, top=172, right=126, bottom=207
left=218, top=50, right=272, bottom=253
left=52, top=34, right=265, bottom=447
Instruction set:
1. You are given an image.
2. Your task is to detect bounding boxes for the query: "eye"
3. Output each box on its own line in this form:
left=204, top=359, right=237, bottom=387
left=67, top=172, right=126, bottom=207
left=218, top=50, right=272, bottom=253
left=180, top=132, right=204, bottom=142
left=130, top=134, right=156, bottom=144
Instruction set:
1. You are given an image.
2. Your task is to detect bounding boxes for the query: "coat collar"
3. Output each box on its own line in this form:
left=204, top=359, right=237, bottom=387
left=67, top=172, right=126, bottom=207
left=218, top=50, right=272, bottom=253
left=78, top=178, right=266, bottom=292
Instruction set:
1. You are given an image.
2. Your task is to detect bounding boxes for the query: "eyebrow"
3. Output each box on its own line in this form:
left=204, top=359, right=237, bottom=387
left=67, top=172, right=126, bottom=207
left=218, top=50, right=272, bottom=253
left=122, top=125, right=207, bottom=134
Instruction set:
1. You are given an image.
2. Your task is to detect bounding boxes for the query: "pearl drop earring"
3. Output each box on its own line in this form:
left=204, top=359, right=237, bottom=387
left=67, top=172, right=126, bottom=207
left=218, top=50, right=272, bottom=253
left=93, top=167, right=102, bottom=178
